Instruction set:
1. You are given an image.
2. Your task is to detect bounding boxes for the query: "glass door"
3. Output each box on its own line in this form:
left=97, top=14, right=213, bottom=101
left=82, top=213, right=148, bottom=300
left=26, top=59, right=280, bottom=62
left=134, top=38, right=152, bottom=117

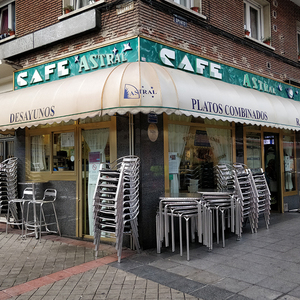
left=81, top=128, right=110, bottom=236
left=264, top=133, right=280, bottom=211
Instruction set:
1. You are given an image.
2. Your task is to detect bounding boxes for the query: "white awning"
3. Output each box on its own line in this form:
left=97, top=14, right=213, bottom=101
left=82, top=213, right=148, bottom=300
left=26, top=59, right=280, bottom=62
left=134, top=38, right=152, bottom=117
left=1, top=61, right=300, bottom=130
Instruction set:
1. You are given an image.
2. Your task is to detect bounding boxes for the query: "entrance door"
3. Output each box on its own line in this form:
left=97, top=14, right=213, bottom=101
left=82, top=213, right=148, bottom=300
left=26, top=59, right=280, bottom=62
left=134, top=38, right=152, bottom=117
left=264, top=133, right=281, bottom=211
left=81, top=128, right=110, bottom=237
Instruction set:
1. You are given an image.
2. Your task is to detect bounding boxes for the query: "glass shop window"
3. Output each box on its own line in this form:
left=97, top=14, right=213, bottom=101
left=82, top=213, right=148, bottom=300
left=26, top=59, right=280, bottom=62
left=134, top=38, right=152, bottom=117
left=283, top=135, right=295, bottom=192
left=53, top=132, right=75, bottom=171
left=168, top=116, right=233, bottom=193
left=31, top=134, right=50, bottom=171
left=246, top=132, right=262, bottom=169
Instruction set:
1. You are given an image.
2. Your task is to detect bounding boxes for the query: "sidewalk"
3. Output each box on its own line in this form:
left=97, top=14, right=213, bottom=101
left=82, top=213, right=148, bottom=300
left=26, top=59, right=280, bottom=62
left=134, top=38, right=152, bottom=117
left=0, top=212, right=300, bottom=299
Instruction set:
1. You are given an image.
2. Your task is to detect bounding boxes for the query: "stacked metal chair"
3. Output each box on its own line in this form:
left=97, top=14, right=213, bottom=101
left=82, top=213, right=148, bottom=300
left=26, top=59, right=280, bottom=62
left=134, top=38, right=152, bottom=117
left=214, top=164, right=235, bottom=192
left=93, top=155, right=141, bottom=262
left=0, top=158, right=19, bottom=228
left=156, top=192, right=242, bottom=260
left=215, top=163, right=271, bottom=236
left=232, top=164, right=256, bottom=233
left=198, top=191, right=240, bottom=251
left=156, top=196, right=200, bottom=261
left=249, top=168, right=271, bottom=232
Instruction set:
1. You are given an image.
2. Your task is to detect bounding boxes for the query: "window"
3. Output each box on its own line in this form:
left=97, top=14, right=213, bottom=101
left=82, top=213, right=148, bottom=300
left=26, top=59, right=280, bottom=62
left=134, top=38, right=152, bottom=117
left=283, top=134, right=295, bottom=192
left=246, top=132, right=262, bottom=169
left=31, top=134, right=50, bottom=171
left=244, top=0, right=270, bottom=42
left=171, top=0, right=202, bottom=13
left=53, top=132, right=75, bottom=171
left=30, top=132, right=75, bottom=172
left=63, top=0, right=98, bottom=12
left=0, top=1, right=15, bottom=35
left=167, top=115, right=234, bottom=193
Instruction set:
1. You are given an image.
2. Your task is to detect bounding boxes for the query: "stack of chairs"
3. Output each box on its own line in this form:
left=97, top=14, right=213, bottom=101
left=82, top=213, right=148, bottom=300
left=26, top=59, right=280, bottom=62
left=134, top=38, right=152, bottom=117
left=156, top=192, right=241, bottom=260
left=0, top=158, right=18, bottom=225
left=156, top=196, right=200, bottom=261
left=249, top=168, right=271, bottom=232
left=93, top=155, right=141, bottom=262
left=233, top=163, right=256, bottom=233
left=214, top=164, right=235, bottom=192
left=198, top=192, right=241, bottom=251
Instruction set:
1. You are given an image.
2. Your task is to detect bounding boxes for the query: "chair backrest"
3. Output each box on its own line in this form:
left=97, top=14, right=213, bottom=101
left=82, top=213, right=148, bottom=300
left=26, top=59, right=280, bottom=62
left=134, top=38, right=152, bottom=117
left=43, top=189, right=57, bottom=202
left=22, top=187, right=34, bottom=200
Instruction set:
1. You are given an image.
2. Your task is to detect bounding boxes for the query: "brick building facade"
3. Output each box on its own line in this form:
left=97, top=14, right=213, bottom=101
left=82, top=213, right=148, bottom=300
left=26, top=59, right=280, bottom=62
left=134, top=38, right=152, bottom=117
left=0, top=0, right=300, bottom=249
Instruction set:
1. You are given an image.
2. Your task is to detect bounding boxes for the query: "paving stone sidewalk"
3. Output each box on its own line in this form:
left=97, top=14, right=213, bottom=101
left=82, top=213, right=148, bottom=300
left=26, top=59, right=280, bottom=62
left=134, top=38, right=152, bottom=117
left=0, top=226, right=115, bottom=291
left=1, top=213, right=300, bottom=300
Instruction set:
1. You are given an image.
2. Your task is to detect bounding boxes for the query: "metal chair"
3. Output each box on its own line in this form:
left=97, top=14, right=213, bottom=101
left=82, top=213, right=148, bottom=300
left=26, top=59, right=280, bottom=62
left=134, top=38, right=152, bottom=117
left=26, top=188, right=61, bottom=240
left=6, top=187, right=33, bottom=237
left=93, top=155, right=141, bottom=262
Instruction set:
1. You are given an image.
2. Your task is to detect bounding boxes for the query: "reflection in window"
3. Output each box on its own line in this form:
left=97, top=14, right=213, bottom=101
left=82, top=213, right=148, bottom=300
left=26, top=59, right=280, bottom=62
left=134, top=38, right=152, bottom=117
left=246, top=132, right=261, bottom=169
left=31, top=135, right=50, bottom=171
left=283, top=135, right=295, bottom=192
left=168, top=118, right=232, bottom=193
left=53, top=132, right=75, bottom=171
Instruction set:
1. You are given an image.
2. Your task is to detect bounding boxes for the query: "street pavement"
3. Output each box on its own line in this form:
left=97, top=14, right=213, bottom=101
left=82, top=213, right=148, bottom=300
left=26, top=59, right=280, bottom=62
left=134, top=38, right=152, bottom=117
left=0, top=212, right=300, bottom=300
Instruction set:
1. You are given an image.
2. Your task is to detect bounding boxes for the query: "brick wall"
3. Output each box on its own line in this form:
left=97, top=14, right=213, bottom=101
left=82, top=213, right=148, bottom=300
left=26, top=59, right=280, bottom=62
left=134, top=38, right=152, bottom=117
left=16, top=0, right=62, bottom=36
left=10, top=0, right=300, bottom=85
left=137, top=0, right=300, bottom=83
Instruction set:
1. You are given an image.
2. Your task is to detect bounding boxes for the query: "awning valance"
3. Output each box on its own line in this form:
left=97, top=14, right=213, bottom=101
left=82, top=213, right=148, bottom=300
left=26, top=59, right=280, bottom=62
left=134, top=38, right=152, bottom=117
left=1, top=61, right=300, bottom=130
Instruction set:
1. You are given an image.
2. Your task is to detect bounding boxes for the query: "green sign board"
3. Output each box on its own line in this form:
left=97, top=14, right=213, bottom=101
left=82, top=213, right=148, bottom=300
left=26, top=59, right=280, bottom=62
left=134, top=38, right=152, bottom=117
left=140, top=38, right=300, bottom=102
left=14, top=36, right=300, bottom=103
left=14, top=38, right=139, bottom=90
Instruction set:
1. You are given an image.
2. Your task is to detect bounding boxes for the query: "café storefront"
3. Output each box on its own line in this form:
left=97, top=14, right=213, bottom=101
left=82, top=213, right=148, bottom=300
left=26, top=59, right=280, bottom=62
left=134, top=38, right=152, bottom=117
left=0, top=36, right=299, bottom=246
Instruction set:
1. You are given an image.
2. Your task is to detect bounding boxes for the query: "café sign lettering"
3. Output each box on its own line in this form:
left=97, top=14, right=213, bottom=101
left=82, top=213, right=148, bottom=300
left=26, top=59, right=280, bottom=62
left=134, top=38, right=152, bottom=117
left=14, top=40, right=137, bottom=89
left=140, top=38, right=299, bottom=101
left=192, top=99, right=268, bottom=121
left=10, top=106, right=55, bottom=124
left=15, top=37, right=300, bottom=102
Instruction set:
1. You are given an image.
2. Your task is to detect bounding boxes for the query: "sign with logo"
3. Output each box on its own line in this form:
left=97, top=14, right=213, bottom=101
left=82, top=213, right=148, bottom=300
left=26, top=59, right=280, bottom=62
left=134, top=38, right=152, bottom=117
left=14, top=38, right=138, bottom=90
left=139, top=38, right=300, bottom=101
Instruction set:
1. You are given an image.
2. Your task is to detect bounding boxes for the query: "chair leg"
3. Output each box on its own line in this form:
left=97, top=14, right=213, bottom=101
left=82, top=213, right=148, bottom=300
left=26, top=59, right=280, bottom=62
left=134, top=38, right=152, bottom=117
left=185, top=217, right=190, bottom=261
left=179, top=215, right=183, bottom=257
left=39, top=203, right=61, bottom=236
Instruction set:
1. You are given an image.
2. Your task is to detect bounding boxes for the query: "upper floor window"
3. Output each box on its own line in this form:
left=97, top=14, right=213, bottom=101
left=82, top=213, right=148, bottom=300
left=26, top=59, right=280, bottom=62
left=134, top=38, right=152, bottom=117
left=63, top=0, right=98, bottom=13
left=0, top=1, right=15, bottom=35
left=244, top=0, right=270, bottom=43
left=170, top=0, right=202, bottom=14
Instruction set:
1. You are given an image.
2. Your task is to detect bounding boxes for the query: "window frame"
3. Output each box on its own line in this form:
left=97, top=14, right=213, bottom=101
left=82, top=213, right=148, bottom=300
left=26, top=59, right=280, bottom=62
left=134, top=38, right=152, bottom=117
left=244, top=0, right=263, bottom=41
left=281, top=132, right=297, bottom=194
left=162, top=0, right=206, bottom=19
left=25, top=117, right=117, bottom=182
left=163, top=114, right=236, bottom=192
left=244, top=0, right=271, bottom=44
left=0, top=0, right=15, bottom=35
left=62, top=0, right=100, bottom=13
